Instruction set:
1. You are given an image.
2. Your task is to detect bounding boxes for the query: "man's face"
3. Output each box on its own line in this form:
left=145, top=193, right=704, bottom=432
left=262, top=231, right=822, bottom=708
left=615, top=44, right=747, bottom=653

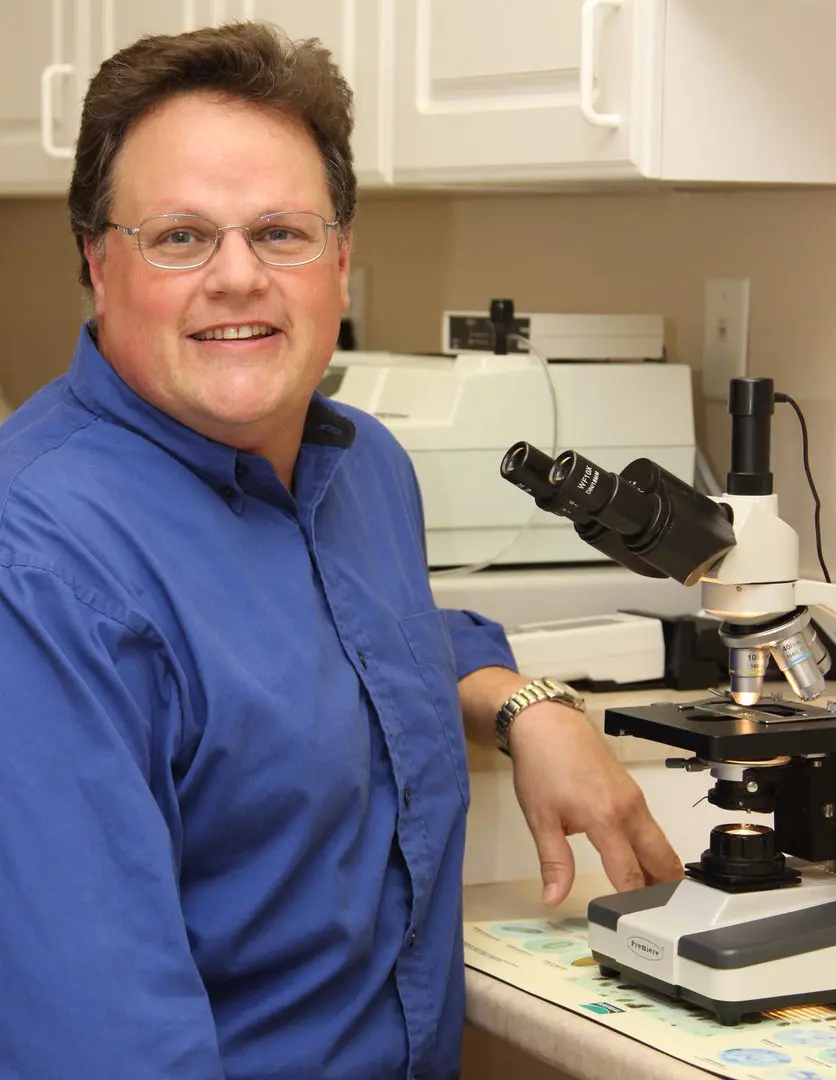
left=86, top=92, right=351, bottom=455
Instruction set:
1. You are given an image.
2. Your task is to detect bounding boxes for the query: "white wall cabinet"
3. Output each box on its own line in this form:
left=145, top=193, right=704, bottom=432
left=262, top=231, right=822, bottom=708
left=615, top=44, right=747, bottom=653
left=0, top=0, right=391, bottom=196
left=245, top=1, right=392, bottom=188
left=5, top=0, right=836, bottom=195
left=392, top=0, right=836, bottom=186
left=0, top=1, right=87, bottom=193
left=392, top=0, right=658, bottom=185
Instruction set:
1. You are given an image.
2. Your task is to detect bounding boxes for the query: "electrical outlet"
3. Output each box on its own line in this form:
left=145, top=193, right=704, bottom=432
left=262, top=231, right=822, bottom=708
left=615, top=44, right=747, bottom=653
left=702, top=278, right=751, bottom=403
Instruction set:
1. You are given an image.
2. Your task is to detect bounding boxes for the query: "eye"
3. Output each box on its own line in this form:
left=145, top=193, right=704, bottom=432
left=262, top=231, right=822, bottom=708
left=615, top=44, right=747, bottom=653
left=261, top=225, right=304, bottom=244
left=159, top=227, right=206, bottom=246
left=142, top=218, right=216, bottom=248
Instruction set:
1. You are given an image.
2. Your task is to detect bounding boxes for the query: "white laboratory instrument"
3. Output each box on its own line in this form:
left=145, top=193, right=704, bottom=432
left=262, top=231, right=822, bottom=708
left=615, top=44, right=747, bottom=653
left=325, top=347, right=695, bottom=568
left=503, top=375, right=836, bottom=1024
left=505, top=613, right=664, bottom=686
left=442, top=310, right=665, bottom=363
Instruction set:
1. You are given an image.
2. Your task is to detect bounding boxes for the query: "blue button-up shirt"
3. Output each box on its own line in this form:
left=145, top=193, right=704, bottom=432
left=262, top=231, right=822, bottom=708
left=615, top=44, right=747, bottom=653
left=0, top=327, right=515, bottom=1080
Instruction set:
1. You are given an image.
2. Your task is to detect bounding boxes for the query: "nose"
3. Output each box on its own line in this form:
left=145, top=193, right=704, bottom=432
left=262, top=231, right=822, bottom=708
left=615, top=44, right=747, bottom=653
left=202, top=225, right=268, bottom=296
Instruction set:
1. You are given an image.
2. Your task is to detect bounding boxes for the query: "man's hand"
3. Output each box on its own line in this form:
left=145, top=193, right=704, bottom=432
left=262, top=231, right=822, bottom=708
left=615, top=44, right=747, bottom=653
left=508, top=700, right=684, bottom=906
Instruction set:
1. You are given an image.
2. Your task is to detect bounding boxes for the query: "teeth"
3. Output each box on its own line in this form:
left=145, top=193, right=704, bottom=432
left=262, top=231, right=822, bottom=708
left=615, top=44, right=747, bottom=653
left=194, top=324, right=276, bottom=341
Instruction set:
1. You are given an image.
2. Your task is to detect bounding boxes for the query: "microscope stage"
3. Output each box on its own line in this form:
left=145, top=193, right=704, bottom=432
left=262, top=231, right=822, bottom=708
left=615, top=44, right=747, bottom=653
left=605, top=699, right=836, bottom=759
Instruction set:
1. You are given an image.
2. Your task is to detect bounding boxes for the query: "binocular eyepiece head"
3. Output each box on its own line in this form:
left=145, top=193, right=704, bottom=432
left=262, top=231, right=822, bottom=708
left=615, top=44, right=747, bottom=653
left=500, top=442, right=736, bottom=585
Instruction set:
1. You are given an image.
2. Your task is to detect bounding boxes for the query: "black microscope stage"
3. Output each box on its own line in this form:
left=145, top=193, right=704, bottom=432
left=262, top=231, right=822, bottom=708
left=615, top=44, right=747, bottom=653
left=605, top=698, right=836, bottom=759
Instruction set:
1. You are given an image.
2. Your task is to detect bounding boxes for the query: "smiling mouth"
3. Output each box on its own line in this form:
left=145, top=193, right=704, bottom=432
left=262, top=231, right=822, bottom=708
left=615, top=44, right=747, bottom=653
left=191, top=324, right=280, bottom=341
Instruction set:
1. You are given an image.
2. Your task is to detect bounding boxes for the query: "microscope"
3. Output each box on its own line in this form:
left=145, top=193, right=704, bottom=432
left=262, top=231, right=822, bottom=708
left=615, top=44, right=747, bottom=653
left=501, top=375, right=836, bottom=1025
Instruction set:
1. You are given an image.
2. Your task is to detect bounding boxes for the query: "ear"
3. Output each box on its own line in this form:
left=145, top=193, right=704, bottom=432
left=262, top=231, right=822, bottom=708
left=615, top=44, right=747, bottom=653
left=84, top=235, right=107, bottom=319
left=337, top=230, right=352, bottom=313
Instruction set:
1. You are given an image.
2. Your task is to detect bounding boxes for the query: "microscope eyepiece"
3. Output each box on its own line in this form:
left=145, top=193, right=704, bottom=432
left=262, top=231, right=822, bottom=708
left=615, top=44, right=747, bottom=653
left=500, top=442, right=666, bottom=578
left=500, top=443, right=736, bottom=586
left=501, top=441, right=566, bottom=504
left=550, top=454, right=572, bottom=485
left=546, top=451, right=658, bottom=536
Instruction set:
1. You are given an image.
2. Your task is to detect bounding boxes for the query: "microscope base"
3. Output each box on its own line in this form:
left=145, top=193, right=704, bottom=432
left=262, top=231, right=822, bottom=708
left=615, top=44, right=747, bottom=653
left=587, top=868, right=836, bottom=1025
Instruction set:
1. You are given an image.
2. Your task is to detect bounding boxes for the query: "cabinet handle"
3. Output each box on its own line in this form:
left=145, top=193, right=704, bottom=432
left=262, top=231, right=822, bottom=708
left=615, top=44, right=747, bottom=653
left=40, top=63, right=75, bottom=159
left=580, top=0, right=623, bottom=129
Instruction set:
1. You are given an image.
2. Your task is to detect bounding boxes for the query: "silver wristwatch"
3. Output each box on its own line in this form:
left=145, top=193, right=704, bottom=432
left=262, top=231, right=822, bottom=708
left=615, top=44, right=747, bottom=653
left=495, top=677, right=585, bottom=757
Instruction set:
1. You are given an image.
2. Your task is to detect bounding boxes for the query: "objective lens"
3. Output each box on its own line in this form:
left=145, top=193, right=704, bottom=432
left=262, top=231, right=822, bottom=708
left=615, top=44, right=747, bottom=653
left=772, top=628, right=827, bottom=700
left=728, top=647, right=769, bottom=706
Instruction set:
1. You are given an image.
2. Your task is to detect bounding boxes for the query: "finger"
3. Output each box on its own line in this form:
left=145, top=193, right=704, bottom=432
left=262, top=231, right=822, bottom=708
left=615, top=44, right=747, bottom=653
left=532, top=824, right=576, bottom=907
left=587, top=826, right=646, bottom=893
left=629, top=814, right=685, bottom=883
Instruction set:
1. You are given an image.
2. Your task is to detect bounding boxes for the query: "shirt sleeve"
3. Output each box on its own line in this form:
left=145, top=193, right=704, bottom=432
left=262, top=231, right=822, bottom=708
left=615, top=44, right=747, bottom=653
left=441, top=607, right=518, bottom=681
left=0, top=562, right=226, bottom=1080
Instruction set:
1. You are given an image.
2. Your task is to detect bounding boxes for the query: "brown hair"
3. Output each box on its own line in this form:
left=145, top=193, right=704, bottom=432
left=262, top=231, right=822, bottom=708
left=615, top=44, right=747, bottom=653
left=68, top=21, right=356, bottom=287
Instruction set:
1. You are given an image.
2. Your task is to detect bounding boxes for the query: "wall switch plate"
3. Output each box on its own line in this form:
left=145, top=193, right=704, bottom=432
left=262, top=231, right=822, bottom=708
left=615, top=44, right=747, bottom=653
left=702, top=277, right=751, bottom=403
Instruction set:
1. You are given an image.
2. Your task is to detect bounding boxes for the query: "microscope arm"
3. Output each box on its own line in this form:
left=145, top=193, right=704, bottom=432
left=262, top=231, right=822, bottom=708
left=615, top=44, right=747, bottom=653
left=794, top=578, right=836, bottom=618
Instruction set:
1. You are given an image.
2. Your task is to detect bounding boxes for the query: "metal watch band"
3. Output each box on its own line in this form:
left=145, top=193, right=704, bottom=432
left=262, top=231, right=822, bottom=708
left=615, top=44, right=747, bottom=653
left=495, top=676, right=585, bottom=757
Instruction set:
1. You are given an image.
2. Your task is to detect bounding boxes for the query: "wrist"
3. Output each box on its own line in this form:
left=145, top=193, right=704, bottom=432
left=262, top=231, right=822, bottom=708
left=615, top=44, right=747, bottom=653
left=507, top=697, right=589, bottom=755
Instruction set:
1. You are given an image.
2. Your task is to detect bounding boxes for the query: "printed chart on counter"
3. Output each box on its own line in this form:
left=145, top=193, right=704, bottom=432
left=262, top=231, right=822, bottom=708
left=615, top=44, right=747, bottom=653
left=464, top=916, right=836, bottom=1080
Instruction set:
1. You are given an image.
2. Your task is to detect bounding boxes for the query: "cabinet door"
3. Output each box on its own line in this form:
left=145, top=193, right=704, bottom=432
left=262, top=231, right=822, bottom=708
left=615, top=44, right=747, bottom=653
left=661, top=0, right=836, bottom=183
left=0, top=0, right=192, bottom=195
left=0, top=0, right=86, bottom=194
left=392, top=0, right=663, bottom=184
left=228, top=0, right=392, bottom=188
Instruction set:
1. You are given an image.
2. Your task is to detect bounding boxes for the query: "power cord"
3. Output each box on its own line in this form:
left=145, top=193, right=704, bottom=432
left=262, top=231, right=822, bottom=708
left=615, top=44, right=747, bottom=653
left=774, top=391, right=831, bottom=583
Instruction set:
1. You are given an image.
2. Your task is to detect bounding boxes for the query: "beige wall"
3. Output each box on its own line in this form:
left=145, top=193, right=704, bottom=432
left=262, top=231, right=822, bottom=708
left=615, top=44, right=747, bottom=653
left=1, top=187, right=834, bottom=573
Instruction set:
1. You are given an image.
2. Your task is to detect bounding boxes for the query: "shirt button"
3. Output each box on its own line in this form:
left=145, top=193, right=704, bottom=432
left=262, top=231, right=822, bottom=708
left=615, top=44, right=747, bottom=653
left=220, top=485, right=235, bottom=501
left=409, top=932, right=417, bottom=948
left=234, top=462, right=248, bottom=480
left=357, top=652, right=368, bottom=669
left=403, top=787, right=412, bottom=808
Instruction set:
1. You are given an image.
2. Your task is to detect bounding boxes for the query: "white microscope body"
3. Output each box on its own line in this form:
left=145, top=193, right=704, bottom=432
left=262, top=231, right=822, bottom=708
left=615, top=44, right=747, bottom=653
left=588, top=491, right=836, bottom=1026
left=503, top=375, right=836, bottom=1023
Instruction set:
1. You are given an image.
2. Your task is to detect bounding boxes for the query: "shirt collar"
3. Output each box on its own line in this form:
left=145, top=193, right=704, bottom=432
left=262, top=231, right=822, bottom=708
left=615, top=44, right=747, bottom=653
left=66, top=323, right=355, bottom=498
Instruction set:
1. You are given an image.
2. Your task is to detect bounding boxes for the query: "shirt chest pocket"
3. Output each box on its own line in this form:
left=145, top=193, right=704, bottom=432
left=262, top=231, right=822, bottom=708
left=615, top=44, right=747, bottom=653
left=399, top=609, right=470, bottom=809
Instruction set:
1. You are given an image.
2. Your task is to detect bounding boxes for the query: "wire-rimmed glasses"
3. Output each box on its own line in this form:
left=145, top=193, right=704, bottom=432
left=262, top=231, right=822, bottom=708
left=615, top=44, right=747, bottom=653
left=105, top=210, right=340, bottom=270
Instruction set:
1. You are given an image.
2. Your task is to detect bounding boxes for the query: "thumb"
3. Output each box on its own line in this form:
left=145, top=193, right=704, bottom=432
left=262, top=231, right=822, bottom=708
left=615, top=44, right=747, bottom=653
left=533, top=824, right=576, bottom=907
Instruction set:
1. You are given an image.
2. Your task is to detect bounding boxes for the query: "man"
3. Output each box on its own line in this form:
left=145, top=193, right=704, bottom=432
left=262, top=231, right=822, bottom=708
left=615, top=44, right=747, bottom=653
left=0, top=21, right=681, bottom=1080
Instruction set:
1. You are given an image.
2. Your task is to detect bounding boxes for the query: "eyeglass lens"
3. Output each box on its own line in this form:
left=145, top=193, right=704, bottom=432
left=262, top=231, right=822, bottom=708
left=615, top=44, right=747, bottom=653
left=138, top=212, right=329, bottom=268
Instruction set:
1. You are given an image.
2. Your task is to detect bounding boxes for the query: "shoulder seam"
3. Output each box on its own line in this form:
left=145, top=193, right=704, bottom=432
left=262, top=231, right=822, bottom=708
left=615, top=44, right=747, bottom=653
left=0, top=412, right=101, bottom=533
left=0, top=558, right=155, bottom=641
